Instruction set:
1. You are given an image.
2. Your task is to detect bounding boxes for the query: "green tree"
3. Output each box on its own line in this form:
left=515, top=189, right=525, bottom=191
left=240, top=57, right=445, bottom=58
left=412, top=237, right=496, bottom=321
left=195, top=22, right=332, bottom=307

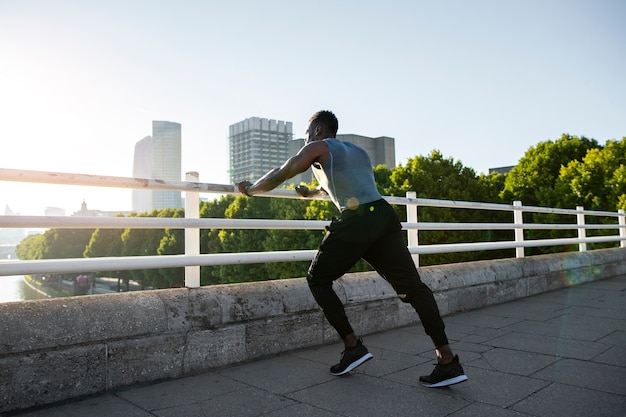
left=154, top=208, right=185, bottom=288
left=551, top=138, right=626, bottom=250
left=84, top=228, right=124, bottom=258
left=199, top=195, right=236, bottom=285
left=382, top=150, right=501, bottom=265
left=262, top=188, right=331, bottom=280
left=555, top=138, right=626, bottom=211
left=216, top=196, right=273, bottom=283
left=15, top=228, right=94, bottom=281
left=43, top=228, right=94, bottom=260
left=384, top=150, right=481, bottom=200
left=81, top=227, right=124, bottom=281
left=501, top=134, right=607, bottom=254
left=501, top=134, right=599, bottom=207
left=15, top=233, right=46, bottom=260
left=475, top=171, right=515, bottom=257
left=79, top=208, right=186, bottom=289
left=120, top=208, right=184, bottom=289
left=478, top=171, right=507, bottom=204
left=121, top=226, right=165, bottom=286
left=604, top=138, right=626, bottom=211
left=373, top=164, right=393, bottom=194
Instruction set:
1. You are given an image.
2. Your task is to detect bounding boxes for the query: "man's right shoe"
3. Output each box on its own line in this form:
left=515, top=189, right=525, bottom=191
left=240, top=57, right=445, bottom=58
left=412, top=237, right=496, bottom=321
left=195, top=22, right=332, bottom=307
left=419, top=355, right=468, bottom=388
left=330, top=339, right=373, bottom=376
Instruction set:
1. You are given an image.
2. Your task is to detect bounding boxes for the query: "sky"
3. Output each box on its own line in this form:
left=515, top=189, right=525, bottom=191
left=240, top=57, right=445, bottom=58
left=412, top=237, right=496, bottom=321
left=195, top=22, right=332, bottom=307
left=1, top=0, right=625, bottom=216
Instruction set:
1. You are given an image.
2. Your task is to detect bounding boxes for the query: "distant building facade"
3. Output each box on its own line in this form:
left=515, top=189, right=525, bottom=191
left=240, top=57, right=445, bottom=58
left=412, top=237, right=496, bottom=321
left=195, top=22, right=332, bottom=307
left=72, top=200, right=131, bottom=217
left=489, top=166, right=515, bottom=175
left=44, top=206, right=66, bottom=216
left=132, top=121, right=182, bottom=212
left=132, top=136, right=153, bottom=213
left=229, top=117, right=293, bottom=184
left=0, top=205, right=25, bottom=259
left=151, top=121, right=182, bottom=209
left=289, top=133, right=396, bottom=185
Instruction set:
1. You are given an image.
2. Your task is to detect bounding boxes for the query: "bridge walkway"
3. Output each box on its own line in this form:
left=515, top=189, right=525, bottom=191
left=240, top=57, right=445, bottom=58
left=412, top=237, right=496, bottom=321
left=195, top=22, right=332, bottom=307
left=12, top=275, right=626, bottom=417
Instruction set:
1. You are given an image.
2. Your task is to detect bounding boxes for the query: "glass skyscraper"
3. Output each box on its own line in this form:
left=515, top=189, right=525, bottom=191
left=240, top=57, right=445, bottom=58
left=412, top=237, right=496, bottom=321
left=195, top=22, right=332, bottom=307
left=132, top=136, right=153, bottom=213
left=132, top=121, right=182, bottom=212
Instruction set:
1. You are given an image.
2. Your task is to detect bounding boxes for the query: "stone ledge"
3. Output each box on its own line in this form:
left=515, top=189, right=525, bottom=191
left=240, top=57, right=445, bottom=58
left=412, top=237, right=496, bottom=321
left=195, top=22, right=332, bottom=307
left=1, top=248, right=625, bottom=413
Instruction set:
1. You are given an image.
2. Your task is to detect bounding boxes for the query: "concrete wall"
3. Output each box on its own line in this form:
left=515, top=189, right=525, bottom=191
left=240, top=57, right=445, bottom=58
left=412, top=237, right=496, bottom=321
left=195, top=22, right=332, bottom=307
left=2, top=248, right=625, bottom=413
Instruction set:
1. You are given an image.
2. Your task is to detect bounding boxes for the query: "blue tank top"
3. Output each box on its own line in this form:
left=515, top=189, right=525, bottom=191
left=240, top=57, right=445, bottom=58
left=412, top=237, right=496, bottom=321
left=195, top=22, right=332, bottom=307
left=312, top=138, right=382, bottom=211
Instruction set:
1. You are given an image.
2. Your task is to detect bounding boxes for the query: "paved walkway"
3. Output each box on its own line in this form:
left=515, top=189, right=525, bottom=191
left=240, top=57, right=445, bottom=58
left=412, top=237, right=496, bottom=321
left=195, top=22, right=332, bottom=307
left=10, top=275, right=626, bottom=417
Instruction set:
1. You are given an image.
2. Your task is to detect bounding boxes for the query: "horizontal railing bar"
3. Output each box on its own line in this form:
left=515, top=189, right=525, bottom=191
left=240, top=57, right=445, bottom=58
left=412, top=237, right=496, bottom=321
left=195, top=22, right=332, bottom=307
left=2, top=235, right=623, bottom=277
left=520, top=235, right=626, bottom=247
left=385, top=196, right=509, bottom=210
left=2, top=168, right=622, bottom=218
left=0, top=168, right=236, bottom=194
left=409, top=235, right=625, bottom=254
left=0, top=168, right=327, bottom=201
left=515, top=205, right=625, bottom=217
left=403, top=222, right=623, bottom=231
left=386, top=196, right=624, bottom=217
left=0, top=216, right=328, bottom=230
left=0, top=251, right=318, bottom=276
left=1, top=216, right=622, bottom=232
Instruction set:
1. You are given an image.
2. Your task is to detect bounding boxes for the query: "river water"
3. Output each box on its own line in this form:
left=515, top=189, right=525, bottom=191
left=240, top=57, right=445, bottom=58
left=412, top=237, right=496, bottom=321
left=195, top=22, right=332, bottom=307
left=0, top=274, right=49, bottom=303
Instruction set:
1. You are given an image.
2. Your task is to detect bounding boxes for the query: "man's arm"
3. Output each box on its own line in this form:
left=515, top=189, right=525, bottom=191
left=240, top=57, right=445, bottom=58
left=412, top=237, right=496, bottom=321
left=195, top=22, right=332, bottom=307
left=236, top=141, right=327, bottom=196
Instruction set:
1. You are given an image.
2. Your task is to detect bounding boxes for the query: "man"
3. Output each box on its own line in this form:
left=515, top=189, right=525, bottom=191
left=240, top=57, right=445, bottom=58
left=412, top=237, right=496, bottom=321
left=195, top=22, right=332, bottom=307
left=236, top=110, right=467, bottom=387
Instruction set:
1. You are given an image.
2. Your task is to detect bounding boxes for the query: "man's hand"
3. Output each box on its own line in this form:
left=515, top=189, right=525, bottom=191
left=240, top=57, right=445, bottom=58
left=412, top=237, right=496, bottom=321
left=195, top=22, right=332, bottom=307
left=295, top=185, right=311, bottom=197
left=237, top=181, right=253, bottom=196
left=295, top=185, right=326, bottom=198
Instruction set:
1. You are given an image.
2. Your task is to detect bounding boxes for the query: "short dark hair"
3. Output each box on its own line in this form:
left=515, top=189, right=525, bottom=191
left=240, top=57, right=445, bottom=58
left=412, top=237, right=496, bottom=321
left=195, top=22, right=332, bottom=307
left=309, top=110, right=338, bottom=136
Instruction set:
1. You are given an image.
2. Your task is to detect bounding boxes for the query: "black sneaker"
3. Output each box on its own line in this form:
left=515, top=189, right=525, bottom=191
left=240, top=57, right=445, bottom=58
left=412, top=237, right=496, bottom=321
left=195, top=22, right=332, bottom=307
left=330, top=339, right=374, bottom=376
left=419, top=355, right=468, bottom=388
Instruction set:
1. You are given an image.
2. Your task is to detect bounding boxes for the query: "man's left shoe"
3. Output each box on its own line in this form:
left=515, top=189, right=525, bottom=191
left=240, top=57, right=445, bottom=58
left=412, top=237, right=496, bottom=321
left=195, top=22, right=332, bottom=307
left=419, top=355, right=468, bottom=388
left=330, top=339, right=373, bottom=376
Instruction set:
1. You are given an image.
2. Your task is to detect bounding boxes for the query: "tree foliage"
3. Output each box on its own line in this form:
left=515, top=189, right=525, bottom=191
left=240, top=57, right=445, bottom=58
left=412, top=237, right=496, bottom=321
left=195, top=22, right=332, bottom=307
left=15, top=234, right=46, bottom=261
left=500, top=135, right=624, bottom=254
left=16, top=228, right=94, bottom=261
left=501, top=134, right=600, bottom=207
left=555, top=138, right=626, bottom=211
left=380, top=150, right=512, bottom=265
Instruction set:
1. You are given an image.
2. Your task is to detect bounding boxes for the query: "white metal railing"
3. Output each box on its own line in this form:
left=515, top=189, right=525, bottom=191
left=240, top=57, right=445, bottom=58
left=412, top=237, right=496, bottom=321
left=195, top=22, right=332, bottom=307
left=1, top=167, right=625, bottom=286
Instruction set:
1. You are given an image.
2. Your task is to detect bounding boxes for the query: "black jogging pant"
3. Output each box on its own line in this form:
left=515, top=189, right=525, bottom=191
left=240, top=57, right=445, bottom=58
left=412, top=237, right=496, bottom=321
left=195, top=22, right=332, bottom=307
left=306, top=198, right=449, bottom=348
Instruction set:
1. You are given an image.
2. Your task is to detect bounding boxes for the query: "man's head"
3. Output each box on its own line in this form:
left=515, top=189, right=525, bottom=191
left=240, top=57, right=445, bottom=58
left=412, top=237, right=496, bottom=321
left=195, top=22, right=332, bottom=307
left=306, top=110, right=338, bottom=144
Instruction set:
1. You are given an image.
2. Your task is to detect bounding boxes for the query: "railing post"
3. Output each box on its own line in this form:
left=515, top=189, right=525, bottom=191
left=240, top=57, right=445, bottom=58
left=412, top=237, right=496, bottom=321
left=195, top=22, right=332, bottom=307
left=577, top=206, right=587, bottom=252
left=617, top=209, right=626, bottom=248
left=513, top=201, right=524, bottom=258
left=185, top=172, right=200, bottom=288
left=406, top=191, right=419, bottom=267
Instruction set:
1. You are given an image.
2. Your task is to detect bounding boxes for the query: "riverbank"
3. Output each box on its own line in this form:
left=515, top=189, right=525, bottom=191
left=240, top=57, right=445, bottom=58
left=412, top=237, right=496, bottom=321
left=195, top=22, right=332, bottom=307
left=24, top=275, right=66, bottom=298
left=24, top=274, right=145, bottom=298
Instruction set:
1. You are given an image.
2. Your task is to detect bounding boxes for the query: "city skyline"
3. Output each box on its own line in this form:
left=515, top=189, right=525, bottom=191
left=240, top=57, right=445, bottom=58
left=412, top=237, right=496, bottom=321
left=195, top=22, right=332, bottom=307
left=1, top=1, right=624, bottom=215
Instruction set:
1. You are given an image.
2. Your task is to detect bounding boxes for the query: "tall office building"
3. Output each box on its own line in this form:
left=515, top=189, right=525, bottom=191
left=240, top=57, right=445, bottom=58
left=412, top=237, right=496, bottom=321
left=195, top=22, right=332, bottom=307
left=337, top=134, right=395, bottom=168
left=132, top=136, right=153, bottom=213
left=132, top=121, right=182, bottom=212
left=229, top=117, right=293, bottom=184
left=289, top=134, right=396, bottom=185
left=151, top=121, right=182, bottom=209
